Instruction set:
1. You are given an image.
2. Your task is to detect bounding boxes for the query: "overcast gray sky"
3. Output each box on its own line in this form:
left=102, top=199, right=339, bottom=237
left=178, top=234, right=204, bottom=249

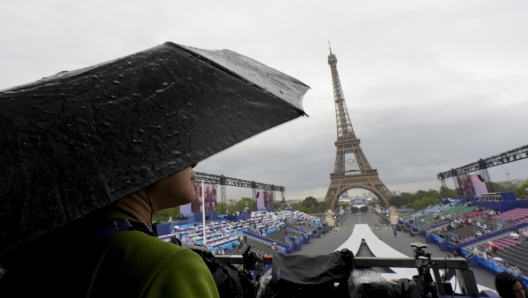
left=2, top=1, right=527, bottom=201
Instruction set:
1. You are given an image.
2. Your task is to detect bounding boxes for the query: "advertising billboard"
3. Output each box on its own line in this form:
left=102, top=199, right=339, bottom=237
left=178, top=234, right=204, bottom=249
left=256, top=190, right=275, bottom=211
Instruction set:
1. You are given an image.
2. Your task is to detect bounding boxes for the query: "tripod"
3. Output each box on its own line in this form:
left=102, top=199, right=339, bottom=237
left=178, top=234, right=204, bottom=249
left=411, top=243, right=439, bottom=298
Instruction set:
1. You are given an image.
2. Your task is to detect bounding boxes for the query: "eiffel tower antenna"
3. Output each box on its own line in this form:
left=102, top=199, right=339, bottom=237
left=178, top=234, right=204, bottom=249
left=323, top=47, right=393, bottom=209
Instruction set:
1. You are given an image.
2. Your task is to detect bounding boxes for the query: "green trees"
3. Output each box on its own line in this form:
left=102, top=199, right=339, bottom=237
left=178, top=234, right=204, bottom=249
left=152, top=206, right=180, bottom=223
left=487, top=182, right=516, bottom=193
left=368, top=199, right=380, bottom=207
left=217, top=202, right=226, bottom=215
left=389, top=196, right=405, bottom=208
left=369, top=198, right=380, bottom=207
left=208, top=197, right=259, bottom=215
left=388, top=188, right=449, bottom=209
left=292, top=196, right=327, bottom=214
left=514, top=181, right=528, bottom=198
left=439, top=187, right=459, bottom=199
left=413, top=196, right=439, bottom=210
left=219, top=197, right=256, bottom=214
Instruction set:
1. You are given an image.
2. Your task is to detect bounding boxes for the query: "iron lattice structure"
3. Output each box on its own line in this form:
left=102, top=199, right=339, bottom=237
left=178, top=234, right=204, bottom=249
left=437, top=144, right=528, bottom=194
left=195, top=172, right=285, bottom=207
left=324, top=47, right=392, bottom=209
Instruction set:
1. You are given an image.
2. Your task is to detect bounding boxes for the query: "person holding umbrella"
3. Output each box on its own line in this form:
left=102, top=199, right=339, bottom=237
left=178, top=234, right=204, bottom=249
left=0, top=42, right=309, bottom=297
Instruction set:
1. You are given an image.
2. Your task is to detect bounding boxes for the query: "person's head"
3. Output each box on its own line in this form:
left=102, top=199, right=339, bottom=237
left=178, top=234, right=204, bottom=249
left=495, top=272, right=527, bottom=298
left=145, top=163, right=198, bottom=211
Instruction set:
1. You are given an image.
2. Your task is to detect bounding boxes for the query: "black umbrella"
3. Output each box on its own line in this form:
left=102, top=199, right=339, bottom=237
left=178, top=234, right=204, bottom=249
left=0, top=42, right=309, bottom=256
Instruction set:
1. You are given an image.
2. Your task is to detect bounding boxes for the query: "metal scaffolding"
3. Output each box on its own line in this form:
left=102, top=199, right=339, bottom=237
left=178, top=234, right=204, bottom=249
left=437, top=144, right=528, bottom=192
left=195, top=172, right=285, bottom=207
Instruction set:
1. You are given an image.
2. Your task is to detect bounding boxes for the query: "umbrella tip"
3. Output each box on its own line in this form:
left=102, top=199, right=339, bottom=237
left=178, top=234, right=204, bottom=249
left=328, top=41, right=332, bottom=54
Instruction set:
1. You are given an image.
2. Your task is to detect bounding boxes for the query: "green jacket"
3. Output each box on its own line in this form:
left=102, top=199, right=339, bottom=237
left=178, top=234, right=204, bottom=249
left=0, top=208, right=219, bottom=298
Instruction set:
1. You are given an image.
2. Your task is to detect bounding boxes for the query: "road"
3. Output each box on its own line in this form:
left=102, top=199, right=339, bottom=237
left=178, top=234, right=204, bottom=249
left=292, top=211, right=497, bottom=289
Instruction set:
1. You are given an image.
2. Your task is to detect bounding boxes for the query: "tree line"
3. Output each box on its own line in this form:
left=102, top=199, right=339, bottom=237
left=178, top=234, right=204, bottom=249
left=152, top=181, right=528, bottom=222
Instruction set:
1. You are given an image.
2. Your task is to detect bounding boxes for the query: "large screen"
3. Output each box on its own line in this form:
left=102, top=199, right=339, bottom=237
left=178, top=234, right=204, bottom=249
left=202, top=184, right=218, bottom=212
left=180, top=183, right=218, bottom=215
left=471, top=174, right=488, bottom=195
left=256, top=190, right=275, bottom=211
left=457, top=174, right=475, bottom=196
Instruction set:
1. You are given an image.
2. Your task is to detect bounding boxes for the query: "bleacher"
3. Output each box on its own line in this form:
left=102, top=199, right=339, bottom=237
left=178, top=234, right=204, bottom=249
left=157, top=209, right=323, bottom=255
left=417, top=206, right=477, bottom=230
left=435, top=221, right=511, bottom=245
left=496, top=242, right=528, bottom=275
left=224, top=232, right=276, bottom=256
left=442, top=217, right=514, bottom=242
left=450, top=225, right=477, bottom=241
left=493, top=208, right=528, bottom=224
left=466, top=227, right=528, bottom=276
left=405, top=203, right=456, bottom=221
left=402, top=205, right=478, bottom=235
left=398, top=194, right=528, bottom=281
left=265, top=228, right=288, bottom=243
left=398, top=204, right=528, bottom=249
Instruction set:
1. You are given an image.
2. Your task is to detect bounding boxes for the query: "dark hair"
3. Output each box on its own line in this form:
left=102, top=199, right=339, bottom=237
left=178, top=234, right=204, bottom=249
left=495, top=272, right=526, bottom=298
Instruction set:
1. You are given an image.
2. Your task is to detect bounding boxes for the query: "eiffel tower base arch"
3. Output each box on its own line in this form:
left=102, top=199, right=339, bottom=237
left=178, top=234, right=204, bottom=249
left=324, top=171, right=392, bottom=210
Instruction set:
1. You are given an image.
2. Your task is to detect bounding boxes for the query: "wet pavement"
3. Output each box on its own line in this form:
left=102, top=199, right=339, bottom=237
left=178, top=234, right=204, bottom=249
left=292, top=211, right=497, bottom=289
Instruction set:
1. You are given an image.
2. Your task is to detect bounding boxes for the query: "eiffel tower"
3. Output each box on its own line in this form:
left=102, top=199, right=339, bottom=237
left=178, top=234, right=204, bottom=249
left=324, top=45, right=392, bottom=208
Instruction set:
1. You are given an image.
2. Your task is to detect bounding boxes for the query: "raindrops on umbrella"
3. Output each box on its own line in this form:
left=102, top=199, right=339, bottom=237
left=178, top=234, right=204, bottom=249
left=0, top=41, right=309, bottom=256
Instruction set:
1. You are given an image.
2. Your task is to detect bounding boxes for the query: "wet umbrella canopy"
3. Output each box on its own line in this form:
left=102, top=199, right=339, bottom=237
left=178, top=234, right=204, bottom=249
left=0, top=42, right=309, bottom=256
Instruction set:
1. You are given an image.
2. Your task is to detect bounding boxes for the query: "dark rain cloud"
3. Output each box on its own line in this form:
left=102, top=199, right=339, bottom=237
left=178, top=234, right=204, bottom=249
left=2, top=0, right=528, bottom=201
